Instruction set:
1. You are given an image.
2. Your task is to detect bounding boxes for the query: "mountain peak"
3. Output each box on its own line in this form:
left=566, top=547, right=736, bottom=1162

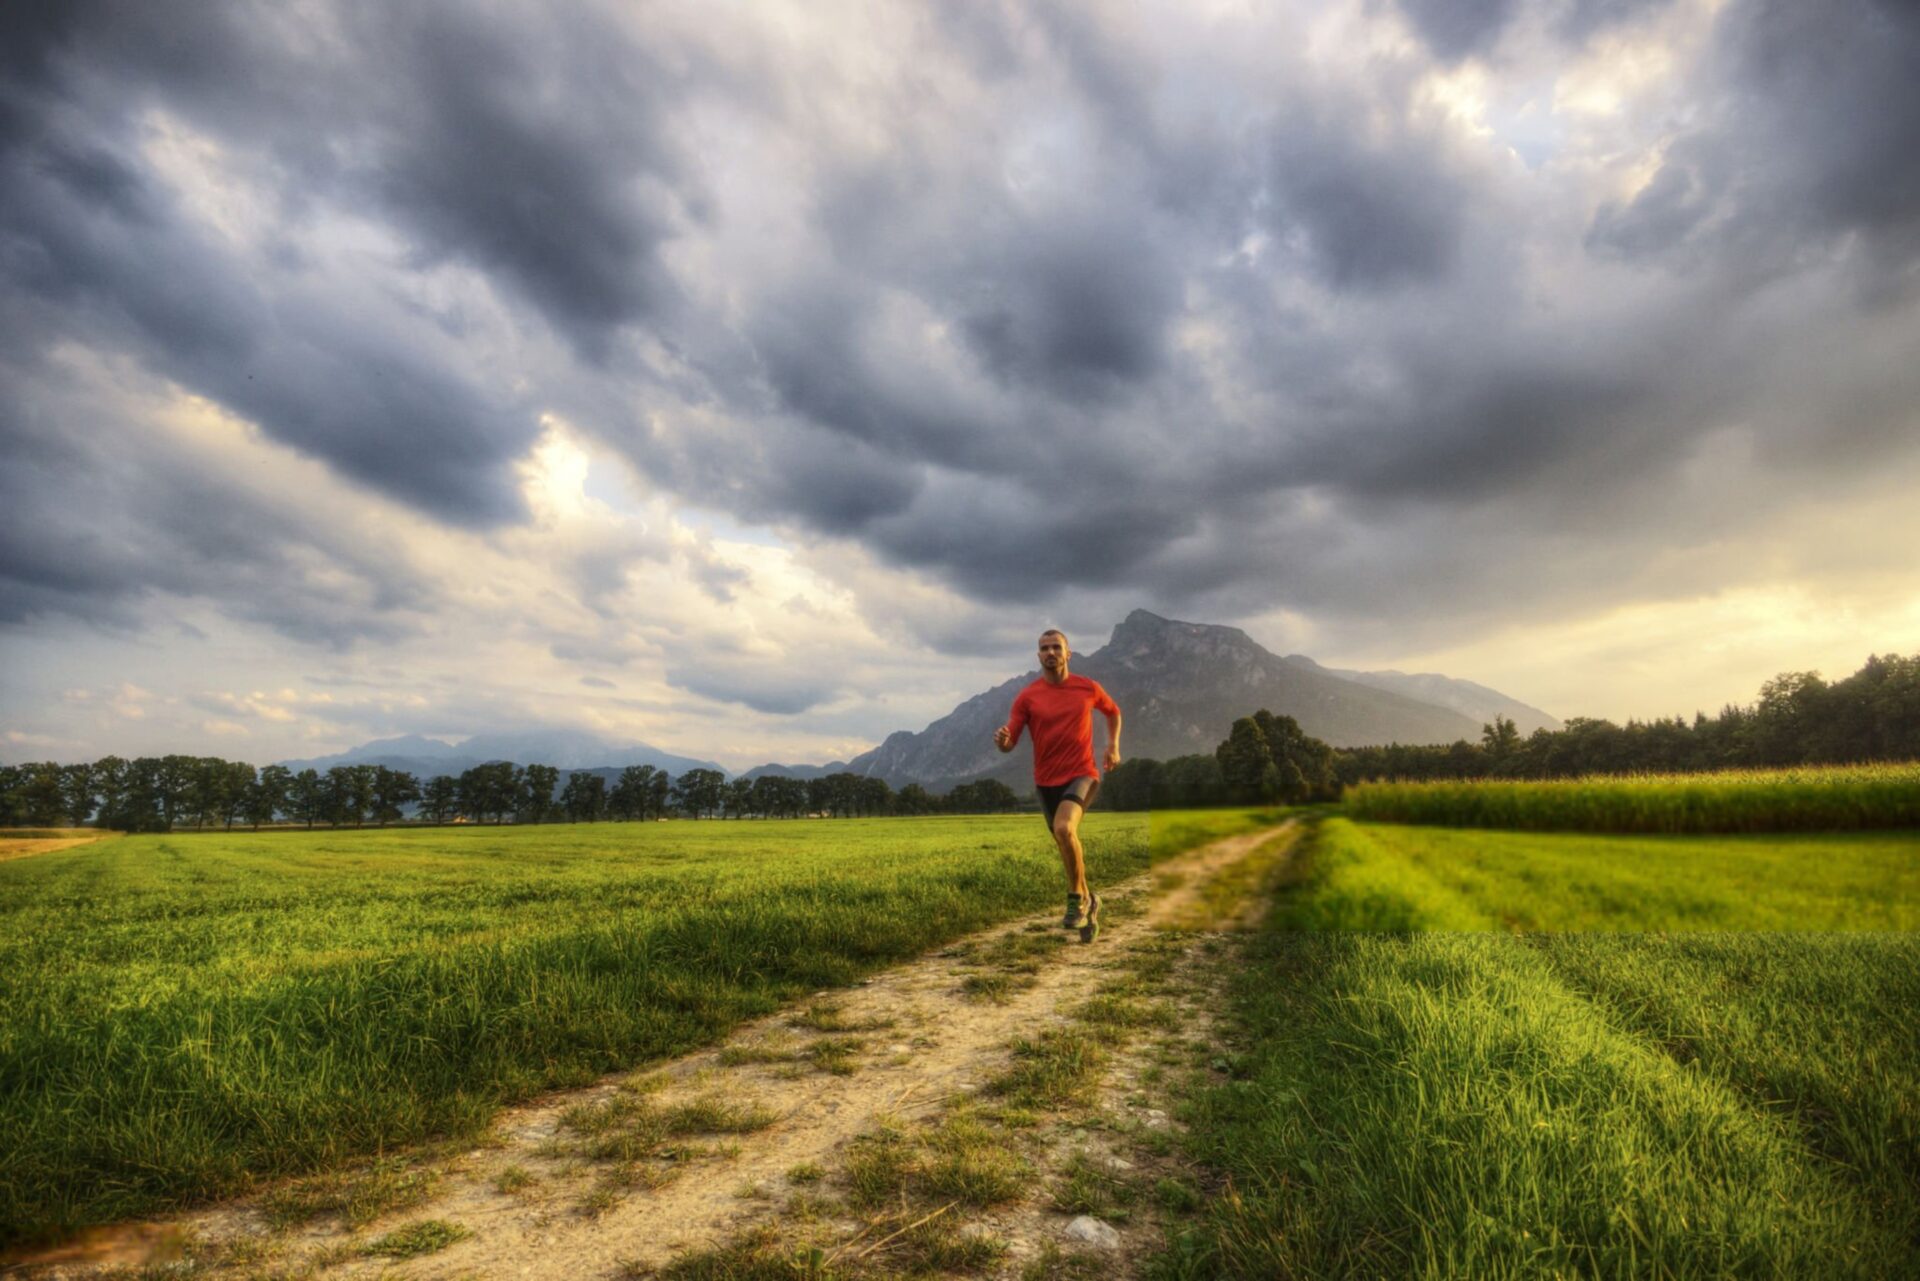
left=1115, top=608, right=1169, bottom=630
left=1102, top=610, right=1259, bottom=661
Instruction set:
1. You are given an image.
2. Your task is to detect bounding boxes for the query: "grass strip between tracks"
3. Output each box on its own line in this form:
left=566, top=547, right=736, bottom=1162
left=1158, top=815, right=1920, bottom=1278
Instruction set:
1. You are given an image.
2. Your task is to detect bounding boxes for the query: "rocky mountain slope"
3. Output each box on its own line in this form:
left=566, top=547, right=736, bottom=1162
left=1287, top=657, right=1561, bottom=736
left=815, top=611, right=1496, bottom=789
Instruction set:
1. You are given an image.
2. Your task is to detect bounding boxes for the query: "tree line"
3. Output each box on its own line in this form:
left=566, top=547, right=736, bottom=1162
left=11, top=654, right=1910, bottom=828
left=0, top=757, right=1024, bottom=831
left=1333, top=652, right=1920, bottom=783
left=1095, top=652, right=1920, bottom=807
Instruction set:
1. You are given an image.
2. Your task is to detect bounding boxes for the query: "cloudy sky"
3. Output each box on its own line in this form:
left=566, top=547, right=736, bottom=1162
left=3, top=0, right=1917, bottom=770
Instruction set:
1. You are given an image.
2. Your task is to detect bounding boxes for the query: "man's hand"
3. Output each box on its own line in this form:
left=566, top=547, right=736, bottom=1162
left=994, top=725, right=1015, bottom=752
left=1103, top=744, right=1122, bottom=773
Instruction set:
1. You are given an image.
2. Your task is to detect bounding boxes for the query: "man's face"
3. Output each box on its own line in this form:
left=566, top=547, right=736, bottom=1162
left=1038, top=634, right=1068, bottom=672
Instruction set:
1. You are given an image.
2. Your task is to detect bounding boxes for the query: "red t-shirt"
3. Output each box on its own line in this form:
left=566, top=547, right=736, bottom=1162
left=1007, top=674, right=1119, bottom=786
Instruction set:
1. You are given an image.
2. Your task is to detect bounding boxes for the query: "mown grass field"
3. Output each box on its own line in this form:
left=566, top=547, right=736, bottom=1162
left=1283, top=817, right=1920, bottom=932
left=1165, top=808, right=1920, bottom=1279
left=0, top=814, right=1147, bottom=1248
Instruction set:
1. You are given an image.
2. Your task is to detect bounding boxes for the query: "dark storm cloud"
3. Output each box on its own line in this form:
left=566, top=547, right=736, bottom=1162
left=1586, top=152, right=1715, bottom=260
left=959, top=210, right=1184, bottom=389
left=615, top=0, right=1916, bottom=635
left=6, top=0, right=1919, bottom=674
left=1395, top=0, right=1670, bottom=59
left=1587, top=0, right=1920, bottom=290
left=0, top=0, right=708, bottom=538
left=1558, top=0, right=1670, bottom=40
left=1396, top=0, right=1518, bottom=62
left=1261, top=96, right=1471, bottom=290
left=868, top=476, right=1201, bottom=602
left=352, top=5, right=701, bottom=359
left=0, top=362, right=433, bottom=646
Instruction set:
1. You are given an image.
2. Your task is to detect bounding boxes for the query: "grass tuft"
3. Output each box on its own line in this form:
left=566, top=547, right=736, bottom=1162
left=361, top=1218, right=470, bottom=1259
left=989, top=1031, right=1107, bottom=1112
left=258, top=1157, right=438, bottom=1230
left=665, top=1095, right=779, bottom=1136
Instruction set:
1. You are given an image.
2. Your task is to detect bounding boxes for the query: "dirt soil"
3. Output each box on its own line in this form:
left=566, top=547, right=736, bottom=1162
left=9, top=824, right=1296, bottom=1281
left=0, top=834, right=106, bottom=862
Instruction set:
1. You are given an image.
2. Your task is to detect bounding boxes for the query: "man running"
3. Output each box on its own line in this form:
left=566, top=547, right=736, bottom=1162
left=994, top=628, right=1122, bottom=943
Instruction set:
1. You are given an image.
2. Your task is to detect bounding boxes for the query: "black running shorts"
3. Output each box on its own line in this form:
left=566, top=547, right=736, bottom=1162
left=1037, top=775, right=1100, bottom=827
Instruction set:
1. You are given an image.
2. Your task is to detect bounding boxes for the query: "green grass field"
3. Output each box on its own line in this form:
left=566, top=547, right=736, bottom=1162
left=1165, top=814, right=1920, bottom=1278
left=7, top=787, right=1917, bottom=1275
left=1280, top=817, right=1920, bottom=932
left=1345, top=762, right=1920, bottom=833
left=0, top=814, right=1146, bottom=1248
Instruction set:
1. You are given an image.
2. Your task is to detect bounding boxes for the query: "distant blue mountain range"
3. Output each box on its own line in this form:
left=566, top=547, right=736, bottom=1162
left=277, top=729, right=724, bottom=780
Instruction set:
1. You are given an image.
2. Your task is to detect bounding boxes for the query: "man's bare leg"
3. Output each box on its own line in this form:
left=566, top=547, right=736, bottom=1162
left=1052, top=803, right=1088, bottom=898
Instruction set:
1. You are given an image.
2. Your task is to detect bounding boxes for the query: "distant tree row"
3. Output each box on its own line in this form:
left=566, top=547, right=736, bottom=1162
left=0, top=756, right=1023, bottom=831
left=1333, top=652, right=1920, bottom=783
left=1095, top=652, right=1920, bottom=806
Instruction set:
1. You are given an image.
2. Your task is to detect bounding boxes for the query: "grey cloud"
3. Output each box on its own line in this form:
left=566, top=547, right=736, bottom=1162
left=1397, top=0, right=1670, bottom=60
left=1586, top=151, right=1715, bottom=261
left=1558, top=0, right=1670, bottom=41
left=0, top=360, right=435, bottom=646
left=353, top=5, right=701, bottom=360
left=0, top=70, right=538, bottom=527
left=623, top=0, right=1913, bottom=642
left=867, top=474, right=1200, bottom=602
left=960, top=210, right=1184, bottom=392
left=1395, top=0, right=1517, bottom=62
left=659, top=414, right=925, bottom=537
left=686, top=549, right=751, bottom=605
left=1262, top=98, right=1469, bottom=291
left=548, top=631, right=656, bottom=669
left=7, top=0, right=1920, bottom=680
left=579, top=676, right=616, bottom=689
left=666, top=665, right=840, bottom=716
left=0, top=0, right=712, bottom=529
left=1586, top=0, right=1920, bottom=290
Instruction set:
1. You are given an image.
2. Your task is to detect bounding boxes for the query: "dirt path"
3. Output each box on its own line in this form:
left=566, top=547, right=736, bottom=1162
left=13, top=823, right=1298, bottom=1280
left=1147, top=822, right=1298, bottom=931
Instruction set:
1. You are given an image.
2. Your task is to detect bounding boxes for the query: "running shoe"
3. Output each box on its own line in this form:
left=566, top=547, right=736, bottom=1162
left=1062, top=893, right=1088, bottom=929
left=1078, top=891, right=1102, bottom=945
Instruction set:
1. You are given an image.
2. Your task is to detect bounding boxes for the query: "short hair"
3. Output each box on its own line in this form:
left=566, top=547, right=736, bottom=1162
left=1038, top=628, right=1069, bottom=648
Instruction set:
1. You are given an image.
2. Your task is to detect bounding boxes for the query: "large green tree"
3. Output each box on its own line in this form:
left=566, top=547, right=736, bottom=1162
left=288, top=769, right=325, bottom=828
left=947, top=778, right=1019, bottom=813
left=610, top=765, right=662, bottom=821
left=247, top=765, right=291, bottom=829
left=520, top=764, right=560, bottom=823
left=671, top=768, right=725, bottom=819
left=59, top=763, right=97, bottom=826
left=457, top=762, right=521, bottom=823
left=419, top=775, right=459, bottom=824
left=370, top=767, right=419, bottom=826
left=560, top=771, right=607, bottom=822
left=722, top=777, right=755, bottom=818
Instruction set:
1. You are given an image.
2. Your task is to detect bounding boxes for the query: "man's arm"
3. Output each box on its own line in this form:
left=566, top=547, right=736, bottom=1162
left=1101, top=706, right=1123, bottom=772
left=995, top=696, right=1028, bottom=753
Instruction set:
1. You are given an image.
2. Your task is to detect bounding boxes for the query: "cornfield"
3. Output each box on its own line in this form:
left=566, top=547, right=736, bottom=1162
left=1344, top=762, right=1920, bottom=833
